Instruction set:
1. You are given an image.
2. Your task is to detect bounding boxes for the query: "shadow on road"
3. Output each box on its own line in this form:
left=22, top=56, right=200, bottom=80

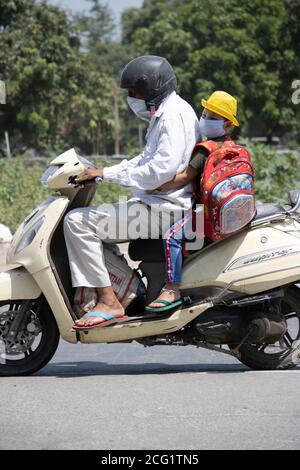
left=36, top=361, right=251, bottom=377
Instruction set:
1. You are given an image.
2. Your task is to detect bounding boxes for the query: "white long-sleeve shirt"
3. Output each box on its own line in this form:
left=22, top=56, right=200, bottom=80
left=103, top=91, right=201, bottom=212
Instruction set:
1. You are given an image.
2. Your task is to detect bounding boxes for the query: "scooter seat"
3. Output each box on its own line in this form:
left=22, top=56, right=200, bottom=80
left=128, top=237, right=212, bottom=262
left=254, top=203, right=285, bottom=222
left=128, top=239, right=165, bottom=262
left=129, top=204, right=287, bottom=262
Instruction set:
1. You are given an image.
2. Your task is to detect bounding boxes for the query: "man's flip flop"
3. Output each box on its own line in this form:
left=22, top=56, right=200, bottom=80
left=73, top=312, right=128, bottom=330
left=145, top=299, right=183, bottom=313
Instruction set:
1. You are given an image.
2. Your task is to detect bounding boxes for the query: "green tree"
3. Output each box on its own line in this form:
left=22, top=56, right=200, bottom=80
left=67, top=63, right=116, bottom=155
left=75, top=0, right=139, bottom=156
left=0, top=0, right=80, bottom=151
left=75, top=0, right=115, bottom=50
left=122, top=0, right=300, bottom=141
left=0, top=0, right=117, bottom=154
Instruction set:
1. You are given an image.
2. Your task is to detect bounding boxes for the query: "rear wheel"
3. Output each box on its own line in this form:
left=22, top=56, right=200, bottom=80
left=0, top=298, right=59, bottom=376
left=236, top=285, right=300, bottom=370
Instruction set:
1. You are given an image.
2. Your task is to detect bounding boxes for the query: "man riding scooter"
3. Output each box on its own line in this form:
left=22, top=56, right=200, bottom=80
left=63, top=55, right=201, bottom=330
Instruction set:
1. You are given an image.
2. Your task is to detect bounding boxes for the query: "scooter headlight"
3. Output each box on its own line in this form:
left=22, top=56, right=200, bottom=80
left=15, top=217, right=45, bottom=254
left=41, top=165, right=62, bottom=187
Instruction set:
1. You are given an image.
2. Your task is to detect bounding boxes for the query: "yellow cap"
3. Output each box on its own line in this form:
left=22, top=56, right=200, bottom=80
left=201, top=91, right=239, bottom=126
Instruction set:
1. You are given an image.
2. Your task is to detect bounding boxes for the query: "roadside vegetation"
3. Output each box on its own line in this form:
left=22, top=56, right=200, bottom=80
left=1, top=142, right=299, bottom=232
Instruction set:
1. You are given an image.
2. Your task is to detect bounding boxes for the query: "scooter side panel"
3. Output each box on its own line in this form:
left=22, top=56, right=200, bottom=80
left=181, top=225, right=300, bottom=294
left=5, top=196, right=77, bottom=343
left=32, top=267, right=77, bottom=344
left=7, top=196, right=69, bottom=274
left=0, top=265, right=41, bottom=300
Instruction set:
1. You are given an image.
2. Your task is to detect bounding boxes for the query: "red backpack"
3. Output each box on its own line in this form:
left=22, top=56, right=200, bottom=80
left=194, top=138, right=256, bottom=241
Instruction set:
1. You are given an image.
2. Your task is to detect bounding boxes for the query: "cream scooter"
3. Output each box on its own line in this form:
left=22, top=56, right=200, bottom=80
left=1, top=148, right=300, bottom=376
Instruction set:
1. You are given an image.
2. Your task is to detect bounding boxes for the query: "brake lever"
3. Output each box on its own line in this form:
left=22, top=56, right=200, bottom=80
left=68, top=175, right=82, bottom=188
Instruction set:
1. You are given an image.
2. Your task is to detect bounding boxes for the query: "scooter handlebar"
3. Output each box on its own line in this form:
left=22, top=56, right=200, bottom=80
left=68, top=175, right=103, bottom=187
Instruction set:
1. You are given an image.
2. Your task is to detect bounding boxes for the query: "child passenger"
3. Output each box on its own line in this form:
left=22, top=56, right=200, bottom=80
left=146, top=91, right=240, bottom=312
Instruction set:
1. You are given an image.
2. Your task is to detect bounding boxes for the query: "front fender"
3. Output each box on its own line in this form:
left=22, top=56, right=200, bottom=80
left=0, top=265, right=41, bottom=301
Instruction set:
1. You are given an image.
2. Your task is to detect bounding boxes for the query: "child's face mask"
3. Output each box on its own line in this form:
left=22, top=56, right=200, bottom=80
left=127, top=97, right=151, bottom=122
left=199, top=116, right=226, bottom=138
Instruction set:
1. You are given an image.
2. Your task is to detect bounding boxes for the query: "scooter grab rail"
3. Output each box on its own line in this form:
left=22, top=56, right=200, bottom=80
left=287, top=191, right=300, bottom=215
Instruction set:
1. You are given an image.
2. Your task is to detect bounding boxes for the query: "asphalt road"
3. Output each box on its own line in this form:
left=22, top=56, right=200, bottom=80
left=1, top=339, right=300, bottom=450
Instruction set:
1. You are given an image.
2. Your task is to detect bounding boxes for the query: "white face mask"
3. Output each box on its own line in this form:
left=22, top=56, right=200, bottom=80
left=199, top=116, right=226, bottom=139
left=127, top=97, right=151, bottom=122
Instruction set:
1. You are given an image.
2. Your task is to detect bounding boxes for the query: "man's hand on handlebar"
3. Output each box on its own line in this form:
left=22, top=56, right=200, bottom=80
left=75, top=168, right=103, bottom=183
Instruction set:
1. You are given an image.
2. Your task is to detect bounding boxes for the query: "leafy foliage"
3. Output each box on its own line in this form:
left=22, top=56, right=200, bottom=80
left=0, top=157, right=129, bottom=232
left=0, top=0, right=119, bottom=155
left=0, top=157, right=49, bottom=231
left=1, top=144, right=299, bottom=232
left=1, top=0, right=300, bottom=154
left=239, top=138, right=300, bottom=203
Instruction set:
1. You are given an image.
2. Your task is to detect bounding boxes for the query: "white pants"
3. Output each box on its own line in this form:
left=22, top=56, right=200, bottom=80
left=63, top=201, right=183, bottom=288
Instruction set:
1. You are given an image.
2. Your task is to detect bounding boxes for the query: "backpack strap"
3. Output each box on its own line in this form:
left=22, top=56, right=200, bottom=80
left=192, top=139, right=231, bottom=203
left=194, top=140, right=221, bottom=155
left=192, top=141, right=220, bottom=204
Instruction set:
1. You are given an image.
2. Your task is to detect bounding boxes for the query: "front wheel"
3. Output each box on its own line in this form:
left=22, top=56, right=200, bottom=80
left=235, top=285, right=300, bottom=370
left=0, top=298, right=60, bottom=376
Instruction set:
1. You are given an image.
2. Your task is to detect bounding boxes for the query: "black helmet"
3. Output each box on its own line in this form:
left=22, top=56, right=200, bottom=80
left=120, top=55, right=177, bottom=109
